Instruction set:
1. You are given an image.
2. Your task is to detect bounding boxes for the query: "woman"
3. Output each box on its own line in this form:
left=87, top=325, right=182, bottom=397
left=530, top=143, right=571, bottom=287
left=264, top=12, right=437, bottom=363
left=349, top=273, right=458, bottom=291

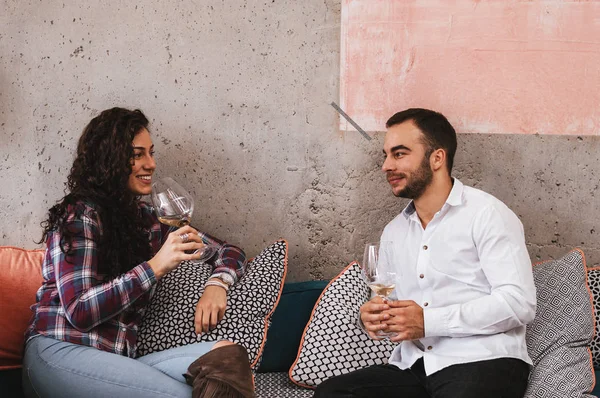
left=23, top=108, right=253, bottom=397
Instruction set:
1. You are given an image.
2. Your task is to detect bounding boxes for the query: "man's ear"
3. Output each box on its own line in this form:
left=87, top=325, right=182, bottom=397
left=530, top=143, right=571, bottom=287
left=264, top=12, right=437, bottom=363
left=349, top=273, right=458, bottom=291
left=430, top=148, right=447, bottom=172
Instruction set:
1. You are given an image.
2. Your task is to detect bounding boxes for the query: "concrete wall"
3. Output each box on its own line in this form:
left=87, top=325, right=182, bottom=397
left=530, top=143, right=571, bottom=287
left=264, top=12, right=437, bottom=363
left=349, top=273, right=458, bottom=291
left=1, top=0, right=599, bottom=281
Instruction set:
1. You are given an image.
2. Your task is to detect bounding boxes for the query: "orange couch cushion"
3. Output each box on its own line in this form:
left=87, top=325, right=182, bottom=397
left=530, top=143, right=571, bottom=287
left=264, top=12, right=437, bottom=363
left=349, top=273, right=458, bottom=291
left=0, top=246, right=44, bottom=370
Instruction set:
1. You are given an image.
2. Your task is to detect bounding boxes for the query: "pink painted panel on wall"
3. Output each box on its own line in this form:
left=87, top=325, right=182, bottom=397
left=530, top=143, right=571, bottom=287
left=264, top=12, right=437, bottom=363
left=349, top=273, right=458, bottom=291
left=340, top=0, right=600, bottom=135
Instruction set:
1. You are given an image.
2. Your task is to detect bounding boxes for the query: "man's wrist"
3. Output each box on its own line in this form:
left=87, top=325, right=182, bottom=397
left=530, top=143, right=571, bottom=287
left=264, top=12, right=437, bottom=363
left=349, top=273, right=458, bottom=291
left=423, top=306, right=449, bottom=337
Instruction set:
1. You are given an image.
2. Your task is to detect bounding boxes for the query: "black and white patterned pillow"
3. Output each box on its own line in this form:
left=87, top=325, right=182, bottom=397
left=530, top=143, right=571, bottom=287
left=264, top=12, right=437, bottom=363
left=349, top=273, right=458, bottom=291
left=255, top=372, right=312, bottom=398
left=525, top=249, right=596, bottom=398
left=137, top=240, right=287, bottom=370
left=289, top=262, right=397, bottom=388
left=586, top=267, right=600, bottom=369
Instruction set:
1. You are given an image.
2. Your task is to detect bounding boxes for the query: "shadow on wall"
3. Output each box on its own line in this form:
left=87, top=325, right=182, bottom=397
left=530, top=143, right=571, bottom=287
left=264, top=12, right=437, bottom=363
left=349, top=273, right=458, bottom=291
left=455, top=133, right=600, bottom=267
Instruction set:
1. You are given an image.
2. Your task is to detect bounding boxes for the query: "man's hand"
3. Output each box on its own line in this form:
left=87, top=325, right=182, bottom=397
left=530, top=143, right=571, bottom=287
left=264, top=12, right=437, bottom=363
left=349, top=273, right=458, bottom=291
left=384, top=300, right=425, bottom=342
left=194, top=283, right=227, bottom=334
left=359, top=296, right=392, bottom=339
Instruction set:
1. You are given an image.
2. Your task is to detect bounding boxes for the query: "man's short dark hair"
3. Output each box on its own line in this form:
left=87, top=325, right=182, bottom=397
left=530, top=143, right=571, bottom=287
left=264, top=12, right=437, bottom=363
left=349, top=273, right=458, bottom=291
left=386, top=108, right=457, bottom=173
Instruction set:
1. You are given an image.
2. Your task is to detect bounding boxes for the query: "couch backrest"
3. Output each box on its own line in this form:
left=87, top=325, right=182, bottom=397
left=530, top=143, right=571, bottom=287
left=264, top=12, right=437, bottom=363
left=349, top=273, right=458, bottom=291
left=0, top=247, right=44, bottom=370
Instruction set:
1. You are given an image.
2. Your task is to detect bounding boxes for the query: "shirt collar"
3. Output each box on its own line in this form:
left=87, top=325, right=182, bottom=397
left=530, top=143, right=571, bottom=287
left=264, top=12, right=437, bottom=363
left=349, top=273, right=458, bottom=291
left=402, top=201, right=417, bottom=219
left=402, top=178, right=464, bottom=220
left=446, top=178, right=464, bottom=207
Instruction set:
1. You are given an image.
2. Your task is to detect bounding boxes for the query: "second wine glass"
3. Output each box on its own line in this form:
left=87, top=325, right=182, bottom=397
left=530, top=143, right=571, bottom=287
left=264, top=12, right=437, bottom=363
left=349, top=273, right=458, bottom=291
left=362, top=241, right=397, bottom=338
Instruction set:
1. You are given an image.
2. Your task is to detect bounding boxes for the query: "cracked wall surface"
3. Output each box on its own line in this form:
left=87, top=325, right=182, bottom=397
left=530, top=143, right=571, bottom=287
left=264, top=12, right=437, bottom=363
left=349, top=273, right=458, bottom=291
left=2, top=0, right=599, bottom=281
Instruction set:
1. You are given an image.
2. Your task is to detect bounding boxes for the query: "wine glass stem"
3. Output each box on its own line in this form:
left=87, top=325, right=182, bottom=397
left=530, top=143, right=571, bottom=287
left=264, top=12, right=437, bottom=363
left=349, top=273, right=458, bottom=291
left=378, top=294, right=391, bottom=304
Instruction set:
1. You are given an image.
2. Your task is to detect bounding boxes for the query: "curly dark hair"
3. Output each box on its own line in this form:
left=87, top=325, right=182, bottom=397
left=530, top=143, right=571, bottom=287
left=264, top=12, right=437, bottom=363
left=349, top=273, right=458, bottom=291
left=40, top=107, right=153, bottom=279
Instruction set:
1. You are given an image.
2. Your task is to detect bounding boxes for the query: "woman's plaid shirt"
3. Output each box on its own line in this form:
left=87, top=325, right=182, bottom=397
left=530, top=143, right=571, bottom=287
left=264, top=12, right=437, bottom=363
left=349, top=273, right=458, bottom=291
left=26, top=201, right=246, bottom=358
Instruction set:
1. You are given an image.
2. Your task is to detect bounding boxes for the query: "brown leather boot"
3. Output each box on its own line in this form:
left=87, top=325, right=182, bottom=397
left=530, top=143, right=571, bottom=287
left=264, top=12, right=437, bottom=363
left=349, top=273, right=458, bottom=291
left=183, top=343, right=255, bottom=398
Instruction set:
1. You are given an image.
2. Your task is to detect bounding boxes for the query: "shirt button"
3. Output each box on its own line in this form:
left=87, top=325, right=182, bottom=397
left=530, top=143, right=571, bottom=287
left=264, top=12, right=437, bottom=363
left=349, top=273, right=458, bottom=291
left=419, top=274, right=424, bottom=279
left=122, top=328, right=127, bottom=332
left=428, top=346, right=433, bottom=350
left=424, top=302, right=429, bottom=307
left=423, top=245, right=428, bottom=250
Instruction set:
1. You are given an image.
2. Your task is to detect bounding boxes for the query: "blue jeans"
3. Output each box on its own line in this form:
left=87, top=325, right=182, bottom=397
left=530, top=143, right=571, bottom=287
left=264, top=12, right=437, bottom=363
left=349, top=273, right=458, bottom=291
left=22, top=335, right=216, bottom=398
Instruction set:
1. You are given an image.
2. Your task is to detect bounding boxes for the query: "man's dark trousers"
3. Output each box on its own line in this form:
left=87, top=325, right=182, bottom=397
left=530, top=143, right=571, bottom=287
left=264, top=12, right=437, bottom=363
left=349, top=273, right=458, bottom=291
left=313, top=357, right=529, bottom=398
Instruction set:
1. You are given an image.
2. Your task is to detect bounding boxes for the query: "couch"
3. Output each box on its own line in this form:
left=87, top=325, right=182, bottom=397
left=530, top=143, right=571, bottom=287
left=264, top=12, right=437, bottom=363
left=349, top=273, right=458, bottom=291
left=2, top=246, right=600, bottom=397
left=0, top=245, right=323, bottom=398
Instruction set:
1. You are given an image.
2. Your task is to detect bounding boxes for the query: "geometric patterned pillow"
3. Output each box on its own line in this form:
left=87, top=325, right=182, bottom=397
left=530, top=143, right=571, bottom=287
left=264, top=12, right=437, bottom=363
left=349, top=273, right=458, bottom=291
left=525, top=248, right=596, bottom=398
left=289, top=262, right=397, bottom=389
left=586, top=267, right=600, bottom=369
left=255, top=373, right=312, bottom=398
left=136, top=240, right=288, bottom=371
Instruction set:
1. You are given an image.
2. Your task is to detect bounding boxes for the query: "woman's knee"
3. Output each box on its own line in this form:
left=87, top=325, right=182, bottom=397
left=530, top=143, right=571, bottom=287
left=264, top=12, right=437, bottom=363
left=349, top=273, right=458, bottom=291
left=212, top=339, right=236, bottom=350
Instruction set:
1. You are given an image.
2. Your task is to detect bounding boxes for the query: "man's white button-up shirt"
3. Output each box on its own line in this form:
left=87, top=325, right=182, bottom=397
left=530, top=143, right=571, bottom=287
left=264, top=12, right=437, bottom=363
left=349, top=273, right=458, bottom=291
left=382, top=178, right=536, bottom=375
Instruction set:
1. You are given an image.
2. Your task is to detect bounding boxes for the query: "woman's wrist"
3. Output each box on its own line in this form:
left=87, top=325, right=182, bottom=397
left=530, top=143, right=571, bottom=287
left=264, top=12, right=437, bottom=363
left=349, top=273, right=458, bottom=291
left=147, top=259, right=165, bottom=280
left=206, top=277, right=230, bottom=292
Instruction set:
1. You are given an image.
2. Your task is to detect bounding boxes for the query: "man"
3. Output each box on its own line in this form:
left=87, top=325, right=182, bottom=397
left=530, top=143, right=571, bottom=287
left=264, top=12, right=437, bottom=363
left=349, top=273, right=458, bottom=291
left=314, top=108, right=536, bottom=397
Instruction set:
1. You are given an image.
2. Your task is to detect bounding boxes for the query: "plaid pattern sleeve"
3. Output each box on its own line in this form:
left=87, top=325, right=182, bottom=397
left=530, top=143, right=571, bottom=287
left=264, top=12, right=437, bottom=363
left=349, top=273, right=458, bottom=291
left=140, top=202, right=247, bottom=285
left=27, top=201, right=246, bottom=356
left=199, top=230, right=247, bottom=285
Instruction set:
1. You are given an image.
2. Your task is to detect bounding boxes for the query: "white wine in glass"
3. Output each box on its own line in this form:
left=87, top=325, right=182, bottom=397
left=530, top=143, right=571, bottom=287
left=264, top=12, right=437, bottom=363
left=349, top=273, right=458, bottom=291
left=151, top=177, right=193, bottom=228
left=362, top=241, right=397, bottom=338
left=367, top=283, right=396, bottom=298
left=157, top=214, right=191, bottom=228
left=363, top=242, right=397, bottom=300
left=151, top=177, right=217, bottom=262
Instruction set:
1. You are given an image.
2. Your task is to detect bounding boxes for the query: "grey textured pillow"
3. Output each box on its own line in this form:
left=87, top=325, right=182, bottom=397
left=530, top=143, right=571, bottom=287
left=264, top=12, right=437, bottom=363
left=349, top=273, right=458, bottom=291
left=525, top=249, right=596, bottom=397
left=289, top=262, right=397, bottom=388
left=136, top=240, right=288, bottom=370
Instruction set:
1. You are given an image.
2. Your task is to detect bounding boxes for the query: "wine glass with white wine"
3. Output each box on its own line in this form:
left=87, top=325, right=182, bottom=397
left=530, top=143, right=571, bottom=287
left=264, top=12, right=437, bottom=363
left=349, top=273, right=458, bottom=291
left=151, top=177, right=217, bottom=261
left=362, top=241, right=397, bottom=338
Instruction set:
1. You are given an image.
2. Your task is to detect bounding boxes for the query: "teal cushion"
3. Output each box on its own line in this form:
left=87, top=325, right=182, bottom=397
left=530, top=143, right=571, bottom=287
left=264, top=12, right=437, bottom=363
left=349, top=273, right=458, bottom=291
left=592, top=371, right=600, bottom=396
left=258, top=280, right=329, bottom=373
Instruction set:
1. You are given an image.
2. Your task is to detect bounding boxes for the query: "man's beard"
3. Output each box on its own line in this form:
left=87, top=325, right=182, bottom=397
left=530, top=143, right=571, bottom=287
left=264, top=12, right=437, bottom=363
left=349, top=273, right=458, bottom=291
left=391, top=155, right=433, bottom=199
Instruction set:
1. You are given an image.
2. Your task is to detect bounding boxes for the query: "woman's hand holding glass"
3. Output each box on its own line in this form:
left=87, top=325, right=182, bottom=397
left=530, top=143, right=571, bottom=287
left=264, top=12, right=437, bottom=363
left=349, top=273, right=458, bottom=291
left=151, top=177, right=217, bottom=262
left=147, top=225, right=205, bottom=279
